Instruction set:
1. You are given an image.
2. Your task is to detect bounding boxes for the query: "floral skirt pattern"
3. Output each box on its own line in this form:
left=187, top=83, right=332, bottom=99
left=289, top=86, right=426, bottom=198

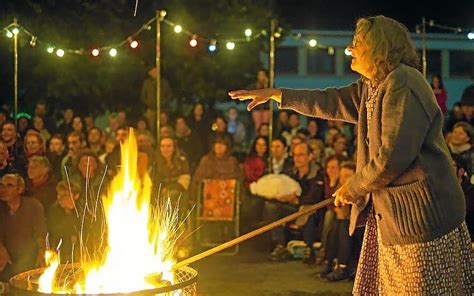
left=353, top=210, right=473, bottom=295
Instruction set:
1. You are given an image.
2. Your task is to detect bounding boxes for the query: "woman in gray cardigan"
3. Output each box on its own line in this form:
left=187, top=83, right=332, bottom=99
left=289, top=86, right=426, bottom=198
left=230, top=16, right=473, bottom=294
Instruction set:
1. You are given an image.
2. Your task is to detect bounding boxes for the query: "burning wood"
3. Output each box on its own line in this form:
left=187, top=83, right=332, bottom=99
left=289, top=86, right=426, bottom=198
left=10, top=129, right=196, bottom=295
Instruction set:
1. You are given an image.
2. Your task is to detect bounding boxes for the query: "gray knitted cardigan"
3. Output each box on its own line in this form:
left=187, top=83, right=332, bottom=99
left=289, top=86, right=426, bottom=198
left=279, top=64, right=466, bottom=246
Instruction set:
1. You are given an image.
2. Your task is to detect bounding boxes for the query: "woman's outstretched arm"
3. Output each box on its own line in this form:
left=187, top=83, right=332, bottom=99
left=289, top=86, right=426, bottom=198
left=229, top=79, right=363, bottom=124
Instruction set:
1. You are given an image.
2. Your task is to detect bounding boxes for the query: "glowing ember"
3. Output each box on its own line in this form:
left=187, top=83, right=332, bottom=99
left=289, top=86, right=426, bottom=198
left=38, top=130, right=180, bottom=294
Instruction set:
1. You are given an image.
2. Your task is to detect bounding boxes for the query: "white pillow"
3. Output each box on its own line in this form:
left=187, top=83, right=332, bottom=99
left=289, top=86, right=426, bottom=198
left=250, top=174, right=302, bottom=201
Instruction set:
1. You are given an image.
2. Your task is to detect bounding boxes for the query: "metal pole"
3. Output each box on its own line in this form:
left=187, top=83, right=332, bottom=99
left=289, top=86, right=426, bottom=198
left=422, top=17, right=427, bottom=78
left=155, top=10, right=162, bottom=145
left=173, top=197, right=335, bottom=269
left=268, top=18, right=277, bottom=170
left=13, top=17, right=18, bottom=125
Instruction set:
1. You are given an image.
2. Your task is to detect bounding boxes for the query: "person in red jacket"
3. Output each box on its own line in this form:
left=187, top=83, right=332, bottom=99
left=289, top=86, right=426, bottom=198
left=242, top=136, right=269, bottom=189
left=431, top=74, right=448, bottom=114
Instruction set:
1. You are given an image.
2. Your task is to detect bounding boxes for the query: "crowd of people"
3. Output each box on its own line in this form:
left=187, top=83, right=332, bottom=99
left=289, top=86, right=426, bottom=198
left=0, top=70, right=473, bottom=283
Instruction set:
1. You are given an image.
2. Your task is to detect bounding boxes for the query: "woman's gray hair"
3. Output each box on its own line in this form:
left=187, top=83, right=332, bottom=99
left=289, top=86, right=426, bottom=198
left=355, top=15, right=419, bottom=82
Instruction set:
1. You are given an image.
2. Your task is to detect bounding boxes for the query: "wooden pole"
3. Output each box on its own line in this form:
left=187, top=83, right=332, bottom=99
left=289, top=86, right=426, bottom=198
left=268, top=18, right=277, bottom=170
left=155, top=10, right=162, bottom=145
left=13, top=18, right=18, bottom=127
left=422, top=17, right=427, bottom=78
left=173, top=197, right=335, bottom=269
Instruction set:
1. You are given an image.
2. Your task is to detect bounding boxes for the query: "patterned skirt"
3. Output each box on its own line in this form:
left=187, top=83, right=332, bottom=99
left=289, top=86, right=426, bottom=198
left=353, top=210, right=473, bottom=295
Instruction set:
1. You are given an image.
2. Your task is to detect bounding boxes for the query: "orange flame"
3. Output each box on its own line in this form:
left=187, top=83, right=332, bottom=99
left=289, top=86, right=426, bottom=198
left=38, top=129, right=179, bottom=294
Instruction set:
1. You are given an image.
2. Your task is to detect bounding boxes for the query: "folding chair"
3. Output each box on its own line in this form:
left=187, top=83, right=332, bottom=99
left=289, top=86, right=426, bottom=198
left=196, top=179, right=240, bottom=255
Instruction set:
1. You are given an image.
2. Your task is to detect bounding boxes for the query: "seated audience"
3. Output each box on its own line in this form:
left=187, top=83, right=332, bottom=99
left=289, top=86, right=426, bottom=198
left=47, top=134, right=67, bottom=180
left=47, top=180, right=82, bottom=263
left=316, top=161, right=356, bottom=281
left=25, top=156, right=58, bottom=210
left=191, top=136, right=242, bottom=202
left=0, top=174, right=46, bottom=281
left=263, top=142, right=325, bottom=262
left=154, top=137, right=191, bottom=207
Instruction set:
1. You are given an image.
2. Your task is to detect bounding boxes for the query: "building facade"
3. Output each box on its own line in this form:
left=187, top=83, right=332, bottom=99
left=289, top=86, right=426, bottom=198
left=274, top=30, right=474, bottom=109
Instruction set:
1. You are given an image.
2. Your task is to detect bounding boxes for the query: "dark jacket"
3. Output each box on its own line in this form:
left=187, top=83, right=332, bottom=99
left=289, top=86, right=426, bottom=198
left=47, top=203, right=80, bottom=263
left=268, top=156, right=293, bottom=175
left=176, top=130, right=205, bottom=172
left=24, top=175, right=59, bottom=210
left=280, top=64, right=465, bottom=246
left=449, top=145, right=474, bottom=179
left=47, top=151, right=67, bottom=180
left=0, top=198, right=46, bottom=279
left=290, top=162, right=325, bottom=205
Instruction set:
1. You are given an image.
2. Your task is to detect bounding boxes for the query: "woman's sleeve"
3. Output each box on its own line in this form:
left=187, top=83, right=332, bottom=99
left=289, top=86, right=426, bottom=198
left=346, top=86, right=432, bottom=198
left=279, top=80, right=363, bottom=124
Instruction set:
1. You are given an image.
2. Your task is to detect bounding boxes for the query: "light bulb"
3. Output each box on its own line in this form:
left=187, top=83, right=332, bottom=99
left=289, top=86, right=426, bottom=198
left=189, top=35, right=197, bottom=47
left=208, top=39, right=217, bottom=52
left=226, top=41, right=235, bottom=50
left=244, top=29, right=252, bottom=37
left=56, top=49, right=65, bottom=57
left=92, top=49, right=100, bottom=57
left=130, top=40, right=139, bottom=49
left=109, top=48, right=117, bottom=57
left=309, top=39, right=317, bottom=47
left=174, top=25, right=182, bottom=33
left=29, top=36, right=37, bottom=47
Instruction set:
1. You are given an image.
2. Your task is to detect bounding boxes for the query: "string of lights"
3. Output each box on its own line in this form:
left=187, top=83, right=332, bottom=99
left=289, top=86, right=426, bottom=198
left=0, top=12, right=273, bottom=58
left=0, top=11, right=339, bottom=59
left=416, top=19, right=474, bottom=39
left=286, top=31, right=338, bottom=55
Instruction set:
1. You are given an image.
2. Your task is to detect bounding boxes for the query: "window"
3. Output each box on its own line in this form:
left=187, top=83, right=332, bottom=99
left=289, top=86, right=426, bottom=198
left=307, top=49, right=335, bottom=75
left=417, top=50, right=441, bottom=76
left=275, top=47, right=298, bottom=74
left=450, top=50, right=474, bottom=77
left=426, top=50, right=441, bottom=76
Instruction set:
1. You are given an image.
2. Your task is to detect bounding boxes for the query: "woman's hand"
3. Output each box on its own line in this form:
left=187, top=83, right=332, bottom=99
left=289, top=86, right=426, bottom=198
left=333, top=182, right=358, bottom=207
left=228, top=88, right=282, bottom=111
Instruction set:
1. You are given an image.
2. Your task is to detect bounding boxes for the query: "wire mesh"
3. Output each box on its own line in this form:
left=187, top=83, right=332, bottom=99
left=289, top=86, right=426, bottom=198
left=9, top=265, right=198, bottom=295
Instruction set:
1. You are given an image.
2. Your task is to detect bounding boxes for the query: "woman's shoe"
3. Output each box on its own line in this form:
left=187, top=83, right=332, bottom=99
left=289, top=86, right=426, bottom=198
left=326, top=264, right=351, bottom=281
left=314, top=260, right=332, bottom=276
left=302, top=248, right=316, bottom=265
left=268, top=244, right=290, bottom=261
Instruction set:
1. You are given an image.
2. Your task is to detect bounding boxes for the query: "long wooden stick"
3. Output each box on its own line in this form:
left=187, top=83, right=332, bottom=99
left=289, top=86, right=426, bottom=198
left=174, top=197, right=335, bottom=270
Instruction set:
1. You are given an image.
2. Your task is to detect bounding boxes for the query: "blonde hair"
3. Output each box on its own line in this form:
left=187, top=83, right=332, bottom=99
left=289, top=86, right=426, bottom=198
left=28, top=156, right=51, bottom=171
left=2, top=173, right=25, bottom=191
left=355, top=16, right=419, bottom=82
left=56, top=180, right=81, bottom=196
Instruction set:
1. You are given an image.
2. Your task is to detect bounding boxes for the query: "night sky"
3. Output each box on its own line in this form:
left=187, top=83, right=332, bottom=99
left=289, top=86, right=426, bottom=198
left=276, top=0, right=474, bottom=32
